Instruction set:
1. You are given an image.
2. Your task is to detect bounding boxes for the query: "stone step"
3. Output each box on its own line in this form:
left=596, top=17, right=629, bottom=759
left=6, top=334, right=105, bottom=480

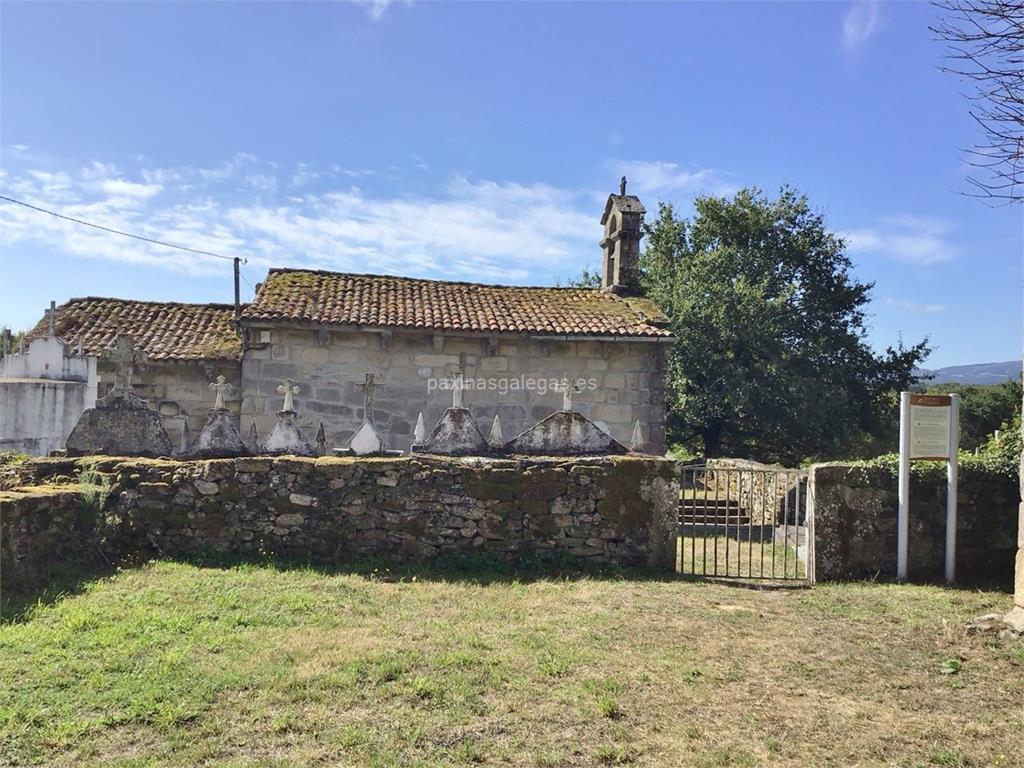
left=679, top=513, right=752, bottom=527
left=679, top=498, right=742, bottom=509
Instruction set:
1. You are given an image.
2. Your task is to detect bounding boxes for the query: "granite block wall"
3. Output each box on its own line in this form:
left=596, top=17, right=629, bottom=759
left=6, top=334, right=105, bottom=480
left=0, top=454, right=680, bottom=591
left=810, top=462, right=1019, bottom=587
left=240, top=328, right=668, bottom=456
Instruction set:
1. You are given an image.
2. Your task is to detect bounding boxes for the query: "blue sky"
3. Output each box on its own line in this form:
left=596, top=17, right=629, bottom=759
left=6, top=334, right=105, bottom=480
left=0, top=0, right=1019, bottom=368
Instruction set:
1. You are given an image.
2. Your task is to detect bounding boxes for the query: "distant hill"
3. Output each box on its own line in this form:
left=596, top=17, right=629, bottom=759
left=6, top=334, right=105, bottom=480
left=916, top=360, right=1021, bottom=386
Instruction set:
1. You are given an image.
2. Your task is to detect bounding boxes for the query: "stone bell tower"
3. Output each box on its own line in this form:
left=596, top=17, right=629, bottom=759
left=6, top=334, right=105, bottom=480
left=600, top=176, right=646, bottom=294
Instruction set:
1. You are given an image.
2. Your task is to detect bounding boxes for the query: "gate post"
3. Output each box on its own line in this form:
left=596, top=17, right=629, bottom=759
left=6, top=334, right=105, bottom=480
left=804, top=471, right=816, bottom=584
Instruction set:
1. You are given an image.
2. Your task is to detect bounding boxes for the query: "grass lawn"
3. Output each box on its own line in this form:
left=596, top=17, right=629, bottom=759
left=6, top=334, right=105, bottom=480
left=678, top=535, right=806, bottom=581
left=1, top=561, right=1022, bottom=767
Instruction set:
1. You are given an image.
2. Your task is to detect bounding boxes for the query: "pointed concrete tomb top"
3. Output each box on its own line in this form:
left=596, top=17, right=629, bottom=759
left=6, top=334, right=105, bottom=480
left=418, top=407, right=489, bottom=455
left=504, top=411, right=626, bottom=456
left=629, top=419, right=644, bottom=452
left=488, top=414, right=503, bottom=447
left=190, top=408, right=246, bottom=458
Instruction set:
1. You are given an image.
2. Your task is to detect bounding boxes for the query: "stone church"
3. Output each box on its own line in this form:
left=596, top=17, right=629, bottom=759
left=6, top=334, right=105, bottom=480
left=10, top=188, right=674, bottom=454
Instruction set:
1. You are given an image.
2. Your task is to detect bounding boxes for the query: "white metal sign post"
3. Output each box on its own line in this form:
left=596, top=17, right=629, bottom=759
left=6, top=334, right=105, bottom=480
left=897, top=392, right=960, bottom=582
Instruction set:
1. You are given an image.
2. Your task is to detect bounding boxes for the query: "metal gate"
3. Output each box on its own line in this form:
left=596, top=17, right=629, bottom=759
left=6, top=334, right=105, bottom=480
left=677, top=465, right=814, bottom=584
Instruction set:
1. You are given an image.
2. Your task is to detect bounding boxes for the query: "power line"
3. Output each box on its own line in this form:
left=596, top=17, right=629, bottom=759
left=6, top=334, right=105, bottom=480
left=0, top=193, right=246, bottom=263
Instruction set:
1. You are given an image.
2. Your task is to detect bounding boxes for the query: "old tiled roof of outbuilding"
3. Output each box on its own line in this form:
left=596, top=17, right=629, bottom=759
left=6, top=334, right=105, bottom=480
left=241, top=269, right=674, bottom=338
left=26, top=298, right=243, bottom=361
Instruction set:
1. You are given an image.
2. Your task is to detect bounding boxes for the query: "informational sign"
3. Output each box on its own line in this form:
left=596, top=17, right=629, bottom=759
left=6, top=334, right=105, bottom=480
left=908, top=394, right=952, bottom=460
left=897, top=392, right=959, bottom=583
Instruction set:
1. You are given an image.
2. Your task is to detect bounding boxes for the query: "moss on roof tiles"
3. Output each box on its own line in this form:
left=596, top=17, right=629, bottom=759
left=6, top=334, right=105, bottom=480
left=25, top=298, right=242, bottom=361
left=241, top=269, right=674, bottom=339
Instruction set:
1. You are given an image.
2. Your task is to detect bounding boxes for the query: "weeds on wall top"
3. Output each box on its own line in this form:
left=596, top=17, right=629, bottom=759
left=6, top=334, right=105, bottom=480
left=853, top=439, right=1020, bottom=482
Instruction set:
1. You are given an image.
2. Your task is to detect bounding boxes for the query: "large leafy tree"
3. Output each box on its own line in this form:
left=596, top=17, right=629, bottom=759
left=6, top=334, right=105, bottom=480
left=641, top=187, right=930, bottom=464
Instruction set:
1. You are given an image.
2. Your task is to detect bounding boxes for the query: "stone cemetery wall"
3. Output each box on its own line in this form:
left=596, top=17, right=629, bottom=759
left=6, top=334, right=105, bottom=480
left=98, top=360, right=242, bottom=450
left=240, top=328, right=668, bottom=456
left=810, top=462, right=1019, bottom=587
left=1, top=454, right=680, bottom=591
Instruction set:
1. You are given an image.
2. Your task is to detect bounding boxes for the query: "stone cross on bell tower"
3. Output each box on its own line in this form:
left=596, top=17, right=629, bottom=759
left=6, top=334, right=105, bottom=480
left=600, top=177, right=646, bottom=294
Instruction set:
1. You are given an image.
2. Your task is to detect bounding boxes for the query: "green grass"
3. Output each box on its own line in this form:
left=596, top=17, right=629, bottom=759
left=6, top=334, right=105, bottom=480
left=678, top=535, right=806, bottom=580
left=1, top=561, right=1021, bottom=767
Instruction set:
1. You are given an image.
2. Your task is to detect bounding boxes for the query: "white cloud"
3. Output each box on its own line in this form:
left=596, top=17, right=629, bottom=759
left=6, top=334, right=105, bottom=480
left=605, top=160, right=736, bottom=199
left=245, top=173, right=277, bottom=193
left=96, top=179, right=163, bottom=200
left=841, top=215, right=957, bottom=266
left=842, top=1, right=880, bottom=52
left=27, top=170, right=72, bottom=190
left=0, top=153, right=606, bottom=284
left=349, top=0, right=410, bottom=20
left=80, top=161, right=119, bottom=181
left=885, top=297, right=946, bottom=314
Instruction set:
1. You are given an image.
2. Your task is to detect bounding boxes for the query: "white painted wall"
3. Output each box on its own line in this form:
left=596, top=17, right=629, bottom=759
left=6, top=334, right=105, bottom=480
left=0, top=338, right=98, bottom=455
left=1, top=337, right=94, bottom=381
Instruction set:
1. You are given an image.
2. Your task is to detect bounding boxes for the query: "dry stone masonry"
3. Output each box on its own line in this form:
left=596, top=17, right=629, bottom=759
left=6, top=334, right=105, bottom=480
left=1, top=454, right=681, bottom=590
left=809, top=461, right=1018, bottom=587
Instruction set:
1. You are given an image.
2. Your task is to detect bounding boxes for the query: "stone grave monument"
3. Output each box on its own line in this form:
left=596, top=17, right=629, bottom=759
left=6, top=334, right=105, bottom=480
left=414, top=363, right=488, bottom=455
left=188, top=375, right=246, bottom=457
left=65, top=334, right=173, bottom=457
left=503, top=382, right=626, bottom=456
left=335, top=373, right=399, bottom=456
left=259, top=378, right=313, bottom=456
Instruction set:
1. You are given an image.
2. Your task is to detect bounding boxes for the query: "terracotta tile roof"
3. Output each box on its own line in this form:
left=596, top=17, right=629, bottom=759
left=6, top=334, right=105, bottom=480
left=26, top=298, right=242, bottom=361
left=241, top=269, right=674, bottom=339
